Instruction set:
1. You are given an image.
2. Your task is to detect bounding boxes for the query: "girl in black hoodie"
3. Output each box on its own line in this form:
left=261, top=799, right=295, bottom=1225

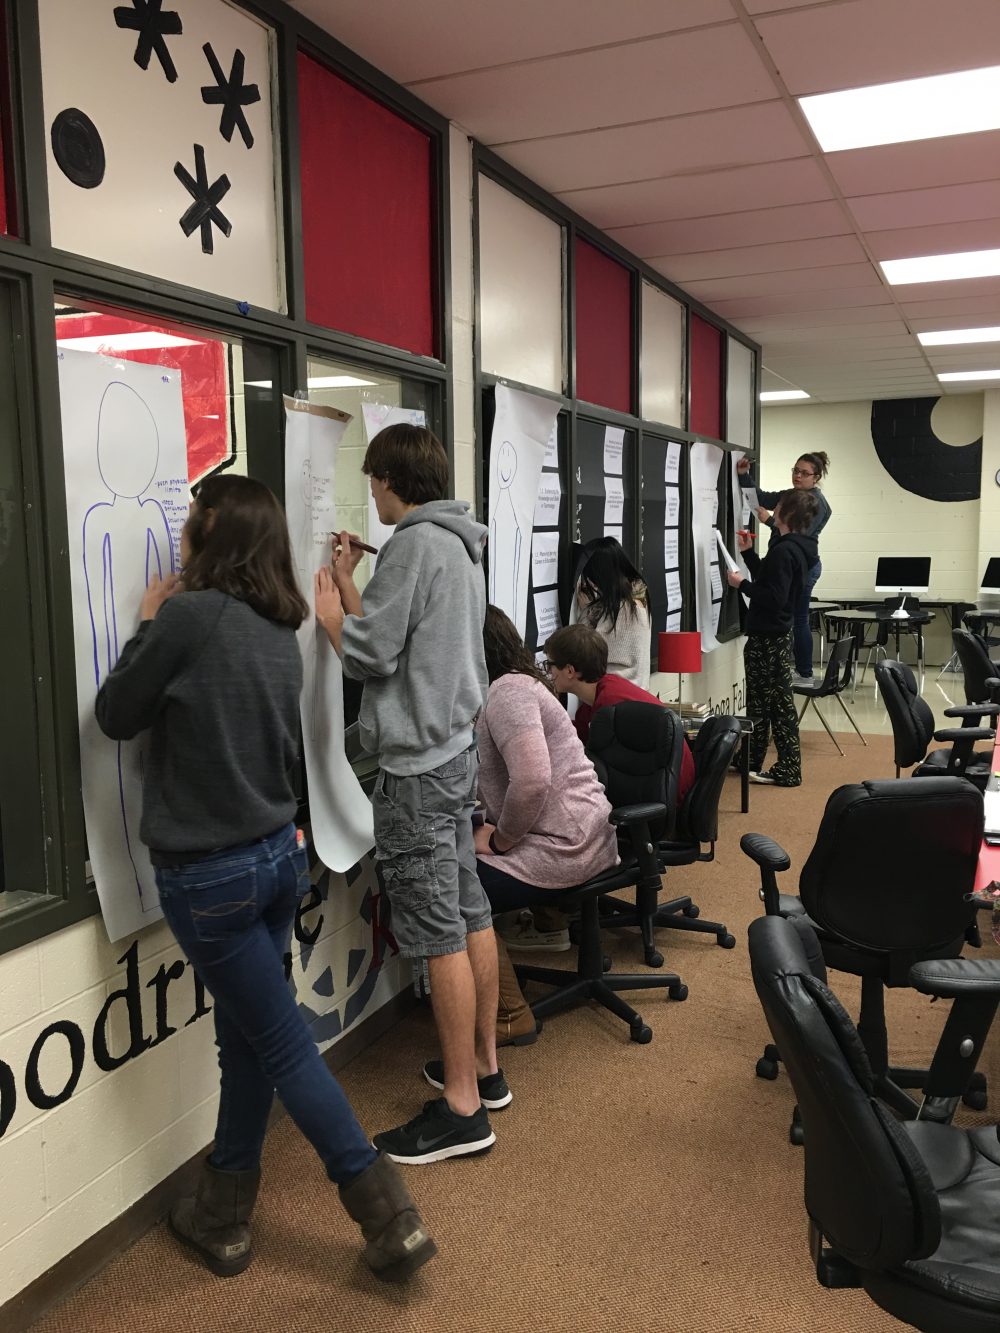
left=727, top=489, right=819, bottom=787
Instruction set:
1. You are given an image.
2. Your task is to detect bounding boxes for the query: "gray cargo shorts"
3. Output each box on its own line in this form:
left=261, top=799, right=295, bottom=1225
left=372, top=745, right=493, bottom=958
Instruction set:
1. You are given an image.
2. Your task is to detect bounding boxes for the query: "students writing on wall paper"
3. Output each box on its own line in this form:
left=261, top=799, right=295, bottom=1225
left=737, top=452, right=831, bottom=685
left=467, top=607, right=620, bottom=1047
left=726, top=488, right=819, bottom=788
left=95, top=475, right=436, bottom=1284
left=314, top=424, right=502, bottom=1165
left=575, top=537, right=652, bottom=688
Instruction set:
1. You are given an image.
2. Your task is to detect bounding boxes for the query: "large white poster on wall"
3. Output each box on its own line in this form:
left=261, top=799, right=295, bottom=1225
left=61, top=348, right=189, bottom=941
left=360, top=402, right=427, bottom=552
left=284, top=397, right=375, bottom=873
left=691, top=441, right=725, bottom=653
left=38, top=0, right=282, bottom=311
left=488, top=385, right=558, bottom=636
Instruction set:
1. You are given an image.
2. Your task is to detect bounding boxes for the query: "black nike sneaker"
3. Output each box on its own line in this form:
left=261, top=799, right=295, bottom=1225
left=372, top=1099, right=495, bottom=1164
left=422, top=1060, right=512, bottom=1110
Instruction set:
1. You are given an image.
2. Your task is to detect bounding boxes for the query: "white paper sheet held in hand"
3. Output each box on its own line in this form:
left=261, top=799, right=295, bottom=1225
left=284, top=396, right=374, bottom=872
left=603, top=426, right=624, bottom=475
left=361, top=402, right=426, bottom=552
left=489, top=385, right=558, bottom=636
left=715, top=528, right=740, bottom=575
left=531, top=530, right=559, bottom=587
left=62, top=349, right=188, bottom=941
left=743, top=486, right=759, bottom=513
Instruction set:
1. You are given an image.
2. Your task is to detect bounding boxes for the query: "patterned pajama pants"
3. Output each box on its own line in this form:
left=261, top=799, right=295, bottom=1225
left=745, top=631, right=802, bottom=786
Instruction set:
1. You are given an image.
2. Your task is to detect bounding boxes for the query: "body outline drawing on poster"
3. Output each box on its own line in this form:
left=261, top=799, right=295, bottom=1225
left=489, top=440, right=521, bottom=612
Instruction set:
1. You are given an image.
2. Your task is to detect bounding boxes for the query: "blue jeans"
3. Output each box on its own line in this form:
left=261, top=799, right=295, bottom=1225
left=794, top=560, right=822, bottom=677
left=156, top=824, right=377, bottom=1185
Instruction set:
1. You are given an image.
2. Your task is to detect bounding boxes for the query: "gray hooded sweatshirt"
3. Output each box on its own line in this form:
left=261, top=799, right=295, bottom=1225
left=340, top=500, right=488, bottom=776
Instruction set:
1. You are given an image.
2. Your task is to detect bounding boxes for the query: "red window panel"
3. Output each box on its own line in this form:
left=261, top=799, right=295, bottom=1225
left=54, top=312, right=229, bottom=481
left=575, top=237, right=632, bottom=414
left=690, top=313, right=722, bottom=440
left=297, top=53, right=435, bottom=358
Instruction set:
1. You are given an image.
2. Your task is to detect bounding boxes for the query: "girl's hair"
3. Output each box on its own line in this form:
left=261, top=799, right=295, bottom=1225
left=579, top=538, right=647, bottom=632
left=183, top=474, right=308, bottom=629
left=797, top=451, right=830, bottom=480
left=483, top=604, right=554, bottom=690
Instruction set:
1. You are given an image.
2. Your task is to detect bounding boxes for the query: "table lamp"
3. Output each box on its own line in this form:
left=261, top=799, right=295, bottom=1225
left=658, top=630, right=702, bottom=711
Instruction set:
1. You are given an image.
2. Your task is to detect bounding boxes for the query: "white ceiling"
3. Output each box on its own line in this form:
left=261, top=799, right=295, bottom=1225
left=290, top=0, right=1000, bottom=403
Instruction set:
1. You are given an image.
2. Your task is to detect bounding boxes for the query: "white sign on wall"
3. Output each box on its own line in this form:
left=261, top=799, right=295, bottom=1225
left=691, top=440, right=725, bottom=652
left=61, top=349, right=190, bottom=941
left=284, top=397, right=375, bottom=874
left=39, top=0, right=282, bottom=311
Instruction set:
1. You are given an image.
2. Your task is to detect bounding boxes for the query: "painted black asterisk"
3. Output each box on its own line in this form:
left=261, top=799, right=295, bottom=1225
left=201, top=43, right=260, bottom=149
left=174, top=145, right=232, bottom=255
left=114, top=0, right=183, bottom=83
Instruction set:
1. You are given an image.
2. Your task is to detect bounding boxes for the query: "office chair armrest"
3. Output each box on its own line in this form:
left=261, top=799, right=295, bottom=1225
left=910, top=958, right=1000, bottom=998
left=933, top=727, right=995, bottom=744
left=609, top=802, right=667, bottom=828
left=739, top=833, right=791, bottom=872
left=942, top=704, right=1000, bottom=719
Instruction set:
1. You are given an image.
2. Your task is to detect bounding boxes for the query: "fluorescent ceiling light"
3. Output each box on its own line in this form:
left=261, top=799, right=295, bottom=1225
left=937, top=369, right=1000, bottom=381
left=880, top=248, right=1000, bottom=285
left=243, top=376, right=378, bottom=389
left=56, top=331, right=200, bottom=351
left=918, top=326, right=1000, bottom=346
left=760, top=389, right=810, bottom=402
left=799, top=64, right=1000, bottom=152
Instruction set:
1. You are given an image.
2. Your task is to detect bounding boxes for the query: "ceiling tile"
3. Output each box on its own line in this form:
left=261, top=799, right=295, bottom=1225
left=609, top=200, right=850, bottom=255
left=412, top=25, right=775, bottom=145
left=847, top=181, right=1000, bottom=233
left=737, top=306, right=908, bottom=330
left=753, top=0, right=1000, bottom=95
left=827, top=131, right=1000, bottom=198
left=901, top=294, right=1000, bottom=318
left=710, top=288, right=894, bottom=318
left=678, top=262, right=879, bottom=302
left=496, top=101, right=808, bottom=194
left=745, top=320, right=910, bottom=341
left=866, top=219, right=1000, bottom=261
left=662, top=234, right=866, bottom=281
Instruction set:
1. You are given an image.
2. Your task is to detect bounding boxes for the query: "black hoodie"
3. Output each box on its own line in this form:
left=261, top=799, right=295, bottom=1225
left=741, top=531, right=818, bottom=637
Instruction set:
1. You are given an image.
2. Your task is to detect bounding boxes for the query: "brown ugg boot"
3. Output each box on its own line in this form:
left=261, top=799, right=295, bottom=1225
left=169, top=1158, right=260, bottom=1277
left=339, top=1153, right=437, bottom=1281
left=496, top=936, right=539, bottom=1047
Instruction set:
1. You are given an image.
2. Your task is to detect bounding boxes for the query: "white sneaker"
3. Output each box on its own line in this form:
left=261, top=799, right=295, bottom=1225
left=792, top=673, right=814, bottom=688
left=497, top=911, right=571, bottom=952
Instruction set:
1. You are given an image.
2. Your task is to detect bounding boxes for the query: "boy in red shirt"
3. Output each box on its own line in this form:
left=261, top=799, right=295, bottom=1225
left=543, top=624, right=695, bottom=803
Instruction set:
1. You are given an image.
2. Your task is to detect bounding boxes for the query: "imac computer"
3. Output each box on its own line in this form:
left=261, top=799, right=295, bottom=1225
left=980, top=558, right=1000, bottom=604
left=874, top=556, right=932, bottom=619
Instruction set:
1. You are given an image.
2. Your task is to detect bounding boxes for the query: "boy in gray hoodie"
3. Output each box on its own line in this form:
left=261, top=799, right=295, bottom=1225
left=316, top=424, right=508, bottom=1164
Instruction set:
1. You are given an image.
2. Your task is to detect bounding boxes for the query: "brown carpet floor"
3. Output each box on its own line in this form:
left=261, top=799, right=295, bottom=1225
left=32, top=729, right=1000, bottom=1332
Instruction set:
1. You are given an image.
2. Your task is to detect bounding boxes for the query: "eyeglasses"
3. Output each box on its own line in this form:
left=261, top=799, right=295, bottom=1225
left=791, top=468, right=817, bottom=478
left=540, top=659, right=559, bottom=673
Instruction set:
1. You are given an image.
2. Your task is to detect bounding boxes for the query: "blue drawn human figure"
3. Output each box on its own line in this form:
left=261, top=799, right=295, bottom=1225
left=83, top=381, right=175, bottom=904
left=489, top=440, right=521, bottom=618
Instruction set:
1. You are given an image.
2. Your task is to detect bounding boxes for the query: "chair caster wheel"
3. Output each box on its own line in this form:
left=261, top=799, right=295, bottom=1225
left=764, top=1043, right=781, bottom=1064
left=963, top=1088, right=988, bottom=1111
left=756, top=1058, right=779, bottom=1081
left=601, top=955, right=611, bottom=973
left=718, top=933, right=736, bottom=949
left=789, top=1122, right=805, bottom=1146
left=645, top=949, right=664, bottom=968
left=668, top=982, right=688, bottom=1002
left=630, top=1021, right=653, bottom=1044
left=683, top=904, right=700, bottom=919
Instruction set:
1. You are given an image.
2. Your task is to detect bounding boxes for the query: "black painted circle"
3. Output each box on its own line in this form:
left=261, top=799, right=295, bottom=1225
left=51, top=108, right=105, bottom=189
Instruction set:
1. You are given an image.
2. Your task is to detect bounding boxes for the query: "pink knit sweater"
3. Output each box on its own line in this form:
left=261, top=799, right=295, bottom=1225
left=476, top=674, right=619, bottom=889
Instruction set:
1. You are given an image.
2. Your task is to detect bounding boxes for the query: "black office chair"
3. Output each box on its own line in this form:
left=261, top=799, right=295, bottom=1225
left=749, top=913, right=1000, bottom=1333
left=875, top=658, right=995, bottom=785
left=741, top=777, right=987, bottom=1133
left=953, top=628, right=1000, bottom=705
left=793, top=636, right=865, bottom=757
left=595, top=715, right=740, bottom=965
left=512, top=702, right=689, bottom=1044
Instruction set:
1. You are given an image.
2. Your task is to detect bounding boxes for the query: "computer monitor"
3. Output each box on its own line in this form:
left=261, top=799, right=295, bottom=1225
left=874, top=556, right=931, bottom=594
left=981, top=559, right=1000, bottom=592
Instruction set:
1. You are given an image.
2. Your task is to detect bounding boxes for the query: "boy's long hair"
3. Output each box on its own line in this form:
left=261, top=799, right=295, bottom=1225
left=183, top=474, right=308, bottom=629
left=362, top=424, right=449, bottom=506
left=774, top=488, right=820, bottom=534
left=579, top=537, right=647, bottom=632
left=483, top=605, right=554, bottom=690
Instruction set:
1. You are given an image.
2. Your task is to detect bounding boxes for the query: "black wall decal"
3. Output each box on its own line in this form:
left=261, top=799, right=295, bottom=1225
left=25, top=1021, right=86, bottom=1110
left=871, top=396, right=982, bottom=503
left=51, top=108, right=106, bottom=189
left=175, top=144, right=232, bottom=254
left=201, top=44, right=260, bottom=149
left=113, top=0, right=183, bottom=83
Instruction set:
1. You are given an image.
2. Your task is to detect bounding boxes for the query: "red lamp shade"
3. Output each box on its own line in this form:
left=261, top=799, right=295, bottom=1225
left=658, top=631, right=702, bottom=675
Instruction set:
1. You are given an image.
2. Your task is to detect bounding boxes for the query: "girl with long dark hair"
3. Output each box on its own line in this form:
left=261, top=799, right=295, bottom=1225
left=576, top=537, right=652, bottom=688
left=96, top=474, right=435, bottom=1284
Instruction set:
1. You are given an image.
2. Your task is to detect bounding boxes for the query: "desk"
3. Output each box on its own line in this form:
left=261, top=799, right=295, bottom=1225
left=824, top=607, right=935, bottom=663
